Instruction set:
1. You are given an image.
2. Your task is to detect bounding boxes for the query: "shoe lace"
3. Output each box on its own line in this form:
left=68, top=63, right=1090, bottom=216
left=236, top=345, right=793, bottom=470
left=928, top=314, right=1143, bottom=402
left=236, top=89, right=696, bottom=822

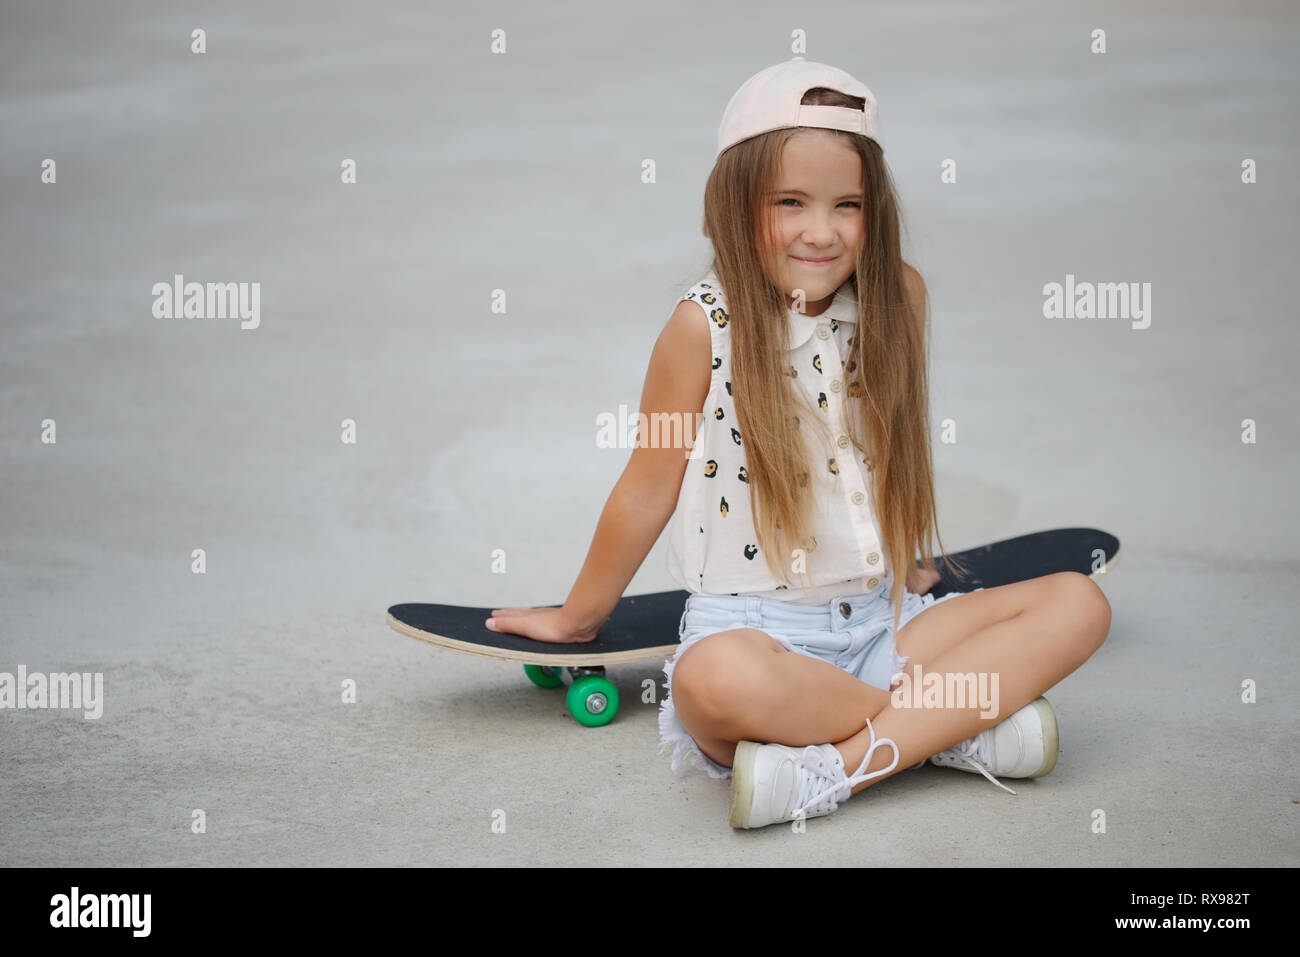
left=946, top=734, right=1017, bottom=795
left=793, top=717, right=900, bottom=817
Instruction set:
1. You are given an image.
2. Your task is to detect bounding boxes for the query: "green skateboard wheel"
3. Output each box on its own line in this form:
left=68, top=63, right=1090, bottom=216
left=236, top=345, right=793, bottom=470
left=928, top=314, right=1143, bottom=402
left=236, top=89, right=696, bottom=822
left=565, top=675, right=620, bottom=727
left=523, top=664, right=564, bottom=689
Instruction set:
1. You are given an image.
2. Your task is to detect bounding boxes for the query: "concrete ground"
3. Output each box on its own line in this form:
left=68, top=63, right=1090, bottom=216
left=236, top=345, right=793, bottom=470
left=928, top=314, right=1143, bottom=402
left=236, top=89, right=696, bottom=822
left=1, top=0, right=1296, bottom=866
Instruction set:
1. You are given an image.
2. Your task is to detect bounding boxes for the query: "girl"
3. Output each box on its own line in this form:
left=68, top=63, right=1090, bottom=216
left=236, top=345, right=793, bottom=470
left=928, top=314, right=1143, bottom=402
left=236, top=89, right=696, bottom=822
left=484, top=59, right=1111, bottom=829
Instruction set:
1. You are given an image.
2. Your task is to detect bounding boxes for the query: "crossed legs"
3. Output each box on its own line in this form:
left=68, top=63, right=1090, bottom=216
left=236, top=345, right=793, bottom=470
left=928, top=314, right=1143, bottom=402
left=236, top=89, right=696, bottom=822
left=669, top=572, right=1112, bottom=794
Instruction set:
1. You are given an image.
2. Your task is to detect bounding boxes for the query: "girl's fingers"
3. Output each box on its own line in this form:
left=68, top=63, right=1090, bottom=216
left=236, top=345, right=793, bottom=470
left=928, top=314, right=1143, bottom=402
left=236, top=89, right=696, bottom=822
left=485, top=608, right=542, bottom=636
left=483, top=606, right=566, bottom=641
left=486, top=617, right=530, bottom=637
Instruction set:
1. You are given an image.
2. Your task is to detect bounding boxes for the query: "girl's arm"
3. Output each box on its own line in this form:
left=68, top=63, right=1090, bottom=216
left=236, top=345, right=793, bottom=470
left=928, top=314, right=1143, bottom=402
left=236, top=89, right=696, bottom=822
left=485, top=299, right=713, bottom=643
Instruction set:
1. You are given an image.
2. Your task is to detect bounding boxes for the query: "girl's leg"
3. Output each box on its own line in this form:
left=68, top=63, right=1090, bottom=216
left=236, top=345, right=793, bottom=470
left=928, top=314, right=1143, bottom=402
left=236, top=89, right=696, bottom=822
left=669, top=574, right=1050, bottom=764
left=671, top=634, right=890, bottom=768
left=837, top=571, right=1111, bottom=795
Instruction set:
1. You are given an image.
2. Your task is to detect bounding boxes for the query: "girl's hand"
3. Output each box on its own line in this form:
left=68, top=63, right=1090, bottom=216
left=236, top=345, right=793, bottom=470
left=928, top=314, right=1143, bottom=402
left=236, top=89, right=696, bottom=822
left=905, top=564, right=941, bottom=595
left=484, top=606, right=602, bottom=644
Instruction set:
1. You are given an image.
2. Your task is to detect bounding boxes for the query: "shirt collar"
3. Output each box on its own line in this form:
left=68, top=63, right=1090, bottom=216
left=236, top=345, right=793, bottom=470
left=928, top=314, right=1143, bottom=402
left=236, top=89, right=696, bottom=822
left=701, top=270, right=857, bottom=351
left=786, top=281, right=857, bottom=351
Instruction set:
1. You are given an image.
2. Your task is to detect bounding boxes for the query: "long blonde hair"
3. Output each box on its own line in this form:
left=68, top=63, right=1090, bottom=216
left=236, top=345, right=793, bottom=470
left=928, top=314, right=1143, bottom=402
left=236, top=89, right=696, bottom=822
left=700, top=86, right=970, bottom=630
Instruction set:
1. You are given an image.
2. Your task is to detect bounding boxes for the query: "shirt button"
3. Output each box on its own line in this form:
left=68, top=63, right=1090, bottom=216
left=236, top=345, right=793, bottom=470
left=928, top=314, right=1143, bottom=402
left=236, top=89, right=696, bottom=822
left=829, top=379, right=842, bottom=393
left=817, top=326, right=830, bottom=340
left=868, top=577, right=879, bottom=589
left=867, top=551, right=880, bottom=565
left=851, top=490, right=865, bottom=505
left=839, top=601, right=851, bottom=618
left=836, top=434, right=850, bottom=449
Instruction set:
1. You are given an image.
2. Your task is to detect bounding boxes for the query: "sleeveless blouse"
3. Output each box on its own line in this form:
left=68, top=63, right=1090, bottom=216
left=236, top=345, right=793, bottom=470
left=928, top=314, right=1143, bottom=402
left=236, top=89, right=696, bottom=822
left=664, top=268, right=895, bottom=603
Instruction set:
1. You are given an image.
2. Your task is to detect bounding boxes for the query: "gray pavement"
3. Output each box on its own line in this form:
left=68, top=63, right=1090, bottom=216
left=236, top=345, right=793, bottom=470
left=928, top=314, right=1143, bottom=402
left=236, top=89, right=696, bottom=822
left=1, top=0, right=1297, bottom=866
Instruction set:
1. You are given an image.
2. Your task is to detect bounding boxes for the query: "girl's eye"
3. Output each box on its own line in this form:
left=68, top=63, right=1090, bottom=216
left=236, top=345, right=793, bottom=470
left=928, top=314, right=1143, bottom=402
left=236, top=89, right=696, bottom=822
left=778, top=199, right=861, bottom=208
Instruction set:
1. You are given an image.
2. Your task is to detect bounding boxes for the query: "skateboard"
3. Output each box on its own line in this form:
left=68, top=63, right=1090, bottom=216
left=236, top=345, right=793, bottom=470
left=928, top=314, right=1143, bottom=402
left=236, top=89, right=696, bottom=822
left=386, top=527, right=1119, bottom=728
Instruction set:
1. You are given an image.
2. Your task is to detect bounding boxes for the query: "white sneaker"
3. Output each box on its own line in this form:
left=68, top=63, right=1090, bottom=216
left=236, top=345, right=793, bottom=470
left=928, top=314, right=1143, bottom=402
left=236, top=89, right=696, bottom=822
left=927, top=696, right=1060, bottom=795
left=729, top=716, right=900, bottom=829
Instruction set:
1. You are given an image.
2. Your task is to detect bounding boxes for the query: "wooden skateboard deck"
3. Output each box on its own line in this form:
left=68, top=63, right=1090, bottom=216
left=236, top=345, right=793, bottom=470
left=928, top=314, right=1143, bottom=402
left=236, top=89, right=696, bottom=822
left=386, top=527, right=1119, bottom=726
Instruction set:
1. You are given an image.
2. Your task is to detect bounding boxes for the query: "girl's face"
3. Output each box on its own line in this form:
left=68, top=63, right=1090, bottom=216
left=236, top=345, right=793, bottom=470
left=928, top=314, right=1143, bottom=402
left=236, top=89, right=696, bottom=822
left=760, top=130, right=864, bottom=317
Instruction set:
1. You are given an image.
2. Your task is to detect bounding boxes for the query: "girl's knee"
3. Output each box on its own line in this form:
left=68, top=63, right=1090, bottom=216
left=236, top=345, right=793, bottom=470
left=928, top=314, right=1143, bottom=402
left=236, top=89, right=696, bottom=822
left=1053, top=571, right=1112, bottom=656
left=671, top=628, right=779, bottom=722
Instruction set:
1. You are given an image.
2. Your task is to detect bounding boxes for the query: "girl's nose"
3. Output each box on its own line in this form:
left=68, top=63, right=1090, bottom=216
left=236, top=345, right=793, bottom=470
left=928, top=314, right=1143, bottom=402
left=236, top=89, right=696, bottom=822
left=801, top=219, right=836, bottom=245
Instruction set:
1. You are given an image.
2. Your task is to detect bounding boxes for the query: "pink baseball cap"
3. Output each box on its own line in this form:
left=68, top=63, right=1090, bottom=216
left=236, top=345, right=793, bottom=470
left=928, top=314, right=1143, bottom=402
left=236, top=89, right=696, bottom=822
left=715, top=57, right=882, bottom=159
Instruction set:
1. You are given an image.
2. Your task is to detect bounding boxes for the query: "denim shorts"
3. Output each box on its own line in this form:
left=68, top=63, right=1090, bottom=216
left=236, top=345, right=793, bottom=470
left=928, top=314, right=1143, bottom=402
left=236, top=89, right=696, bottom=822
left=657, top=583, right=979, bottom=779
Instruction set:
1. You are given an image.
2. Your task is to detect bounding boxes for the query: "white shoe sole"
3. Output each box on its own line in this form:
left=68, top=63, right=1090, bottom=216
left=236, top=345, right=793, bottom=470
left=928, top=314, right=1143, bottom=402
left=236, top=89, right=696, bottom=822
left=1028, top=697, right=1059, bottom=777
left=729, top=740, right=759, bottom=828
